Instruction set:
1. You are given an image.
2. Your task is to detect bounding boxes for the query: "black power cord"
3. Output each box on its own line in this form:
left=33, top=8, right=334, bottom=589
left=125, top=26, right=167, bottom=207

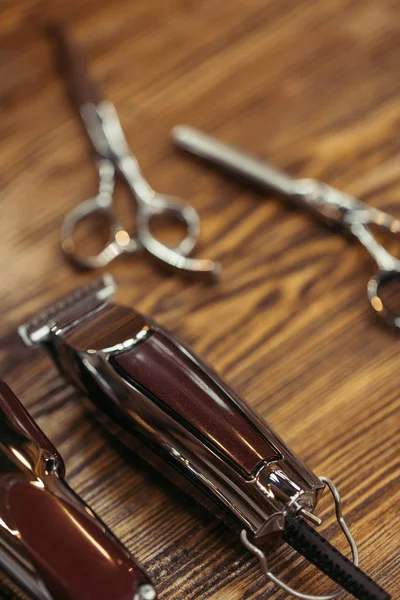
left=283, top=513, right=390, bottom=600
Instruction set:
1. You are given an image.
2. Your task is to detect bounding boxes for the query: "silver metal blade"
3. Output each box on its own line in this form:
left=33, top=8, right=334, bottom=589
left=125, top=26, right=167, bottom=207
left=172, top=126, right=297, bottom=197
left=18, top=274, right=116, bottom=347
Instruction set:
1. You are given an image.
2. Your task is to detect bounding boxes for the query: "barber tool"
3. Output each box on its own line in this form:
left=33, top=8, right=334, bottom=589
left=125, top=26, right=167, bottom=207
left=49, top=24, right=219, bottom=277
left=19, top=275, right=389, bottom=599
left=0, top=378, right=156, bottom=600
left=172, top=125, right=400, bottom=327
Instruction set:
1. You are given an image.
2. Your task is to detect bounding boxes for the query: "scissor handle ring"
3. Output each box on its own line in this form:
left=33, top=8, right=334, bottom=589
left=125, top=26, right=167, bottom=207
left=368, top=269, right=400, bottom=328
left=139, top=193, right=201, bottom=256
left=61, top=195, right=138, bottom=270
left=136, top=194, right=219, bottom=276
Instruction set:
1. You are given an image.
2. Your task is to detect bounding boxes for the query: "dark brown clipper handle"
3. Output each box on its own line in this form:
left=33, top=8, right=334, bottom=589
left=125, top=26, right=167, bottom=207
left=113, top=331, right=280, bottom=478
left=0, top=380, right=157, bottom=600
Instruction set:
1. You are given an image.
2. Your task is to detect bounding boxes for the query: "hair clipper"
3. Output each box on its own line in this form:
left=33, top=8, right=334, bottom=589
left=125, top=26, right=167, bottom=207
left=19, top=275, right=390, bottom=600
left=0, top=379, right=156, bottom=600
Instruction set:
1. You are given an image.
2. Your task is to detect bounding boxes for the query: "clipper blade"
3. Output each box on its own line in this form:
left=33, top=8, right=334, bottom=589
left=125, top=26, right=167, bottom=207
left=19, top=274, right=116, bottom=347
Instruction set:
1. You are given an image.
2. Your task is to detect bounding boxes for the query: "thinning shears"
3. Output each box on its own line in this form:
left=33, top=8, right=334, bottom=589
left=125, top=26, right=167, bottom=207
left=50, top=26, right=219, bottom=277
left=173, top=126, right=400, bottom=327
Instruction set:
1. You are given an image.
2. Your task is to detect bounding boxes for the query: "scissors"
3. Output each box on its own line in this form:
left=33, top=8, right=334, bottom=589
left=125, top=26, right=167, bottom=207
left=173, top=125, right=400, bottom=327
left=50, top=25, right=219, bottom=277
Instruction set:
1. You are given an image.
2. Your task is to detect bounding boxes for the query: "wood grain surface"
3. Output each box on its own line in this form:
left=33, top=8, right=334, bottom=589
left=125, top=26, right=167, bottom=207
left=0, top=1, right=399, bottom=598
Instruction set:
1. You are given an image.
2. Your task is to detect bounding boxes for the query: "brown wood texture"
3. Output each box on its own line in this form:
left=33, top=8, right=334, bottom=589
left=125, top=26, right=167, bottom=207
left=0, top=1, right=399, bottom=598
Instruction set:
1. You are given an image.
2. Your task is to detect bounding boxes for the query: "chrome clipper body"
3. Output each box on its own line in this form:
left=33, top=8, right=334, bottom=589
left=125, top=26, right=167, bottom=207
left=19, top=276, right=390, bottom=600
left=0, top=379, right=156, bottom=600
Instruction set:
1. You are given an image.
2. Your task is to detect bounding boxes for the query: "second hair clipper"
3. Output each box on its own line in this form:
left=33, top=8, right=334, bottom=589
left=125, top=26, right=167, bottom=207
left=0, top=379, right=156, bottom=600
left=19, top=275, right=390, bottom=600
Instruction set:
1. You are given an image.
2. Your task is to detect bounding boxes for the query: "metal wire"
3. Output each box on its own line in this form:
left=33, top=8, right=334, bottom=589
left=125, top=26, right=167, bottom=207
left=241, top=476, right=358, bottom=599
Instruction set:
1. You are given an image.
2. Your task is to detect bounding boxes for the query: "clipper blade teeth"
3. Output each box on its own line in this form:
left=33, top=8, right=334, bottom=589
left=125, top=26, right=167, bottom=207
left=18, top=274, right=116, bottom=347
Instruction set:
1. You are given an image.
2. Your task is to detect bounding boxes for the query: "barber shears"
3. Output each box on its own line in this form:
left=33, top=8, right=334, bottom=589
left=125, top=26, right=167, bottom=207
left=173, top=126, right=400, bottom=327
left=50, top=26, right=219, bottom=277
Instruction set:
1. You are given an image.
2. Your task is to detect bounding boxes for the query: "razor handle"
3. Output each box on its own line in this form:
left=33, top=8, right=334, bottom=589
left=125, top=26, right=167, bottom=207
left=39, top=297, right=324, bottom=547
left=0, top=380, right=156, bottom=600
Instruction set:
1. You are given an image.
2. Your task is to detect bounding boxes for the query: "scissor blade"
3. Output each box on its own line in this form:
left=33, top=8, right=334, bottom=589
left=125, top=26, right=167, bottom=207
left=48, top=22, right=103, bottom=114
left=172, top=126, right=298, bottom=197
left=48, top=23, right=122, bottom=160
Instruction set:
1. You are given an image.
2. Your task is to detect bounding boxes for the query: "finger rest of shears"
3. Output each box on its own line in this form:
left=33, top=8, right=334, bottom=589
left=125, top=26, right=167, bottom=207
left=140, top=235, right=220, bottom=276
left=368, top=269, right=400, bottom=328
left=61, top=197, right=138, bottom=270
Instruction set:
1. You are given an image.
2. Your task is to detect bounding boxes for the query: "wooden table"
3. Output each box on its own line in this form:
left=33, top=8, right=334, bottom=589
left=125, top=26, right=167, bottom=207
left=0, top=1, right=399, bottom=598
